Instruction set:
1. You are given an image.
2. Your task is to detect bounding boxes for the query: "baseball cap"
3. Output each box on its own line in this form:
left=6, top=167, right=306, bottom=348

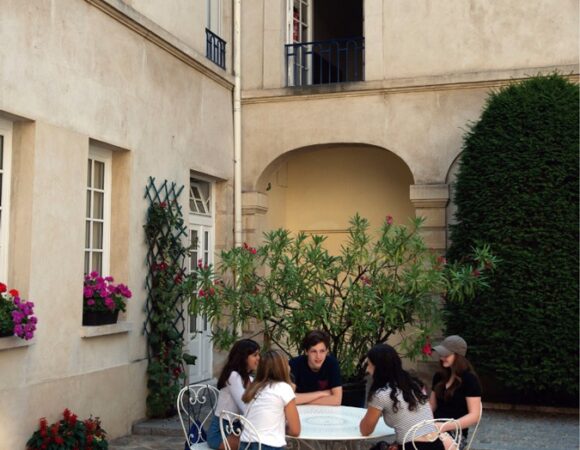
left=433, top=335, right=467, bottom=357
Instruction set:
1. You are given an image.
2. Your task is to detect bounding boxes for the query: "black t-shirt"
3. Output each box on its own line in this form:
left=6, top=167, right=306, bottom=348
left=432, top=371, right=481, bottom=436
left=289, top=354, right=342, bottom=393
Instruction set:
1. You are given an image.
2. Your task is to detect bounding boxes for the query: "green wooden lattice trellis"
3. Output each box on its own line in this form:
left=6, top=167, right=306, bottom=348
left=143, top=176, right=188, bottom=359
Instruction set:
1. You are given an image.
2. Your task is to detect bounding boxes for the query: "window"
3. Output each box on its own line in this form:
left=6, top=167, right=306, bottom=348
left=0, top=119, right=12, bottom=281
left=207, top=0, right=221, bottom=35
left=84, top=146, right=112, bottom=275
left=189, top=178, right=211, bottom=215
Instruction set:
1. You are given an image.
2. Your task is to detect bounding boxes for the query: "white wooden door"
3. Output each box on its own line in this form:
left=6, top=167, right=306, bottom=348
left=187, top=224, right=213, bottom=382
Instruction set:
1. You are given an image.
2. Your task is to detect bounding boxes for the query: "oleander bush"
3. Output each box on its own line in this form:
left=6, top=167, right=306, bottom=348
left=446, top=74, right=579, bottom=402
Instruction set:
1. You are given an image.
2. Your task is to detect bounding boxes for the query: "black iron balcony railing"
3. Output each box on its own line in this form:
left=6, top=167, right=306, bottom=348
left=206, top=28, right=226, bottom=70
left=285, top=37, right=364, bottom=87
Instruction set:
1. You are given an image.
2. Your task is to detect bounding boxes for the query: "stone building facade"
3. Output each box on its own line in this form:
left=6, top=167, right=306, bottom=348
left=0, top=0, right=577, bottom=448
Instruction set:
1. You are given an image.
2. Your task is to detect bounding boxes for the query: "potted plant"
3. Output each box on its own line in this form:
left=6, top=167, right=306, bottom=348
left=189, top=214, right=496, bottom=403
left=26, top=408, right=108, bottom=449
left=82, top=272, right=132, bottom=326
left=0, top=283, right=37, bottom=340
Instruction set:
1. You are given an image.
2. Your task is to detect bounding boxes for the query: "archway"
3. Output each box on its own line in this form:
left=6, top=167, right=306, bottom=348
left=255, top=144, right=414, bottom=254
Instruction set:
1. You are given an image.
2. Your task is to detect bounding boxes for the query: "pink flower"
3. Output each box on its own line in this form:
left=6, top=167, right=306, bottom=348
left=386, top=215, right=393, bottom=225
left=87, top=299, right=95, bottom=306
left=421, top=339, right=432, bottom=356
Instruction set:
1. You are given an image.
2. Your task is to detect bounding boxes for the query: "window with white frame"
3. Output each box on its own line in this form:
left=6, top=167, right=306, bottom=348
left=207, top=0, right=221, bottom=35
left=84, top=147, right=112, bottom=275
left=189, top=178, right=211, bottom=216
left=0, top=119, right=12, bottom=281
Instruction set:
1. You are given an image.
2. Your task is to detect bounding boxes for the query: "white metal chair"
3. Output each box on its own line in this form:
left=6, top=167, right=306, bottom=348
left=463, top=402, right=483, bottom=450
left=177, top=384, right=220, bottom=449
left=219, top=410, right=262, bottom=450
left=402, top=418, right=462, bottom=450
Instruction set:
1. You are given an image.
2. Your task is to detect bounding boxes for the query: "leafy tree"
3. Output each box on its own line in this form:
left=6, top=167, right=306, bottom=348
left=447, top=74, right=579, bottom=400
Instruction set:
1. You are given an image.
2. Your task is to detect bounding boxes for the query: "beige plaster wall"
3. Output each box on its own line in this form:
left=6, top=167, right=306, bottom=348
left=0, top=0, right=234, bottom=447
left=125, top=0, right=234, bottom=71
left=262, top=146, right=415, bottom=254
left=242, top=87, right=488, bottom=188
left=242, top=0, right=578, bottom=89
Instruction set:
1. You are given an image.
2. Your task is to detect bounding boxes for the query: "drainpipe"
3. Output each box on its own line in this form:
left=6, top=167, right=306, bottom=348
left=233, top=0, right=242, bottom=248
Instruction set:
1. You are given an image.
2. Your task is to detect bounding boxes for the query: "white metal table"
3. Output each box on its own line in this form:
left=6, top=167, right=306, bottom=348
left=287, top=405, right=395, bottom=450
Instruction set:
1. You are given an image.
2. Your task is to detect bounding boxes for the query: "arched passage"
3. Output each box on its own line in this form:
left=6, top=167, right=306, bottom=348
left=251, top=144, right=415, bottom=254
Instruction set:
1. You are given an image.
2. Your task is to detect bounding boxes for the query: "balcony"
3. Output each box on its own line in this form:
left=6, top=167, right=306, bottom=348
left=285, top=37, right=364, bottom=87
left=205, top=28, right=226, bottom=70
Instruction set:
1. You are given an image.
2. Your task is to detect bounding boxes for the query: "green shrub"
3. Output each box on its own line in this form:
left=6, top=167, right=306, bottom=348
left=447, top=74, right=579, bottom=400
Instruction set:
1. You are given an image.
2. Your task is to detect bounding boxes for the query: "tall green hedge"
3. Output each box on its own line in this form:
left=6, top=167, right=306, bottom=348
left=446, top=74, right=579, bottom=400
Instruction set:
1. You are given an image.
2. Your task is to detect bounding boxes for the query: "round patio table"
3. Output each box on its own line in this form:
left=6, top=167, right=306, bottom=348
left=287, top=405, right=395, bottom=450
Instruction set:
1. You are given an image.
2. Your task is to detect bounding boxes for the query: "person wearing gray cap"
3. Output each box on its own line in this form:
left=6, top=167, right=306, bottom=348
left=429, top=335, right=482, bottom=450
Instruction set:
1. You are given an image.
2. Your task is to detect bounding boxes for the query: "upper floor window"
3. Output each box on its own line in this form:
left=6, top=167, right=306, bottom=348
left=189, top=177, right=211, bottom=216
left=84, top=146, right=112, bottom=275
left=0, top=118, right=12, bottom=281
left=207, top=0, right=221, bottom=35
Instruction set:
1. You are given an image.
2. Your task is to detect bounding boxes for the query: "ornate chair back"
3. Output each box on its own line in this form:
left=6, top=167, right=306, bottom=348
left=219, top=410, right=262, bottom=450
left=464, top=402, right=483, bottom=450
left=177, top=384, right=219, bottom=449
left=402, top=418, right=462, bottom=450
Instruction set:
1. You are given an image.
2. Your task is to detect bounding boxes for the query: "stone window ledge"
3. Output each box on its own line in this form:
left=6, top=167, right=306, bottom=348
left=0, top=336, right=35, bottom=351
left=80, top=322, right=133, bottom=338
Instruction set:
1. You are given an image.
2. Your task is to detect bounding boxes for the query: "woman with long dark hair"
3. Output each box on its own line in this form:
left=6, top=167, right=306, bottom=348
left=207, top=339, right=261, bottom=450
left=359, top=344, right=447, bottom=450
left=430, top=336, right=482, bottom=449
left=240, top=350, right=301, bottom=450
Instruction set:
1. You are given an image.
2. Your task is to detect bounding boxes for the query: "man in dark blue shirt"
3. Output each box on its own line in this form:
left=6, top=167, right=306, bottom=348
left=289, top=330, right=342, bottom=405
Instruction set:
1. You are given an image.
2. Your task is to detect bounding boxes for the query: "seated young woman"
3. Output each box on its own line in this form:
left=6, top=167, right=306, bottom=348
left=207, top=339, right=261, bottom=450
left=360, top=344, right=455, bottom=450
left=239, top=349, right=301, bottom=450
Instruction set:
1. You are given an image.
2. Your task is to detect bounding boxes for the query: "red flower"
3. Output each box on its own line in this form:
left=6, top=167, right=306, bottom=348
left=386, top=215, right=394, bottom=225
left=198, top=289, right=206, bottom=298
left=54, top=436, right=64, bottom=445
left=250, top=248, right=257, bottom=255
left=159, top=201, right=167, bottom=208
left=8, top=288, right=19, bottom=297
left=0, top=282, right=6, bottom=293
left=421, top=339, right=432, bottom=356
left=208, top=288, right=215, bottom=296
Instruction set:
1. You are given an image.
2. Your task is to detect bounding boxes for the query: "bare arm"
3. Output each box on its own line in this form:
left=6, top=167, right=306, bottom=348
left=285, top=399, right=301, bottom=437
left=359, top=406, right=382, bottom=436
left=306, top=386, right=342, bottom=406
left=437, top=397, right=482, bottom=432
left=294, top=390, right=330, bottom=405
left=429, top=391, right=437, bottom=412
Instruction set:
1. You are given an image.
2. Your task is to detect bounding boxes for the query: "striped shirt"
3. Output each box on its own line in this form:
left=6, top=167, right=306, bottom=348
left=368, top=386, right=437, bottom=443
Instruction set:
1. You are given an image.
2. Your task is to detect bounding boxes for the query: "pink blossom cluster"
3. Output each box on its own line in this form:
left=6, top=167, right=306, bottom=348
left=0, top=283, right=37, bottom=340
left=83, top=271, right=132, bottom=312
left=11, top=297, right=37, bottom=340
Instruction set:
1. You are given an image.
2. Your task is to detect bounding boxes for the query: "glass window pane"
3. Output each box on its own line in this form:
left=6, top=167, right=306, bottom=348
left=86, top=190, right=91, bottom=217
left=0, top=173, right=3, bottom=207
left=190, top=198, right=197, bottom=213
left=190, top=314, right=198, bottom=333
left=92, top=252, right=102, bottom=274
left=192, top=186, right=201, bottom=200
left=204, top=231, right=209, bottom=250
left=94, top=161, right=105, bottom=189
left=93, top=192, right=104, bottom=219
left=0, top=136, right=4, bottom=170
left=92, top=222, right=103, bottom=249
left=85, top=221, right=91, bottom=248
left=84, top=252, right=90, bottom=275
left=196, top=200, right=205, bottom=212
left=87, top=159, right=92, bottom=187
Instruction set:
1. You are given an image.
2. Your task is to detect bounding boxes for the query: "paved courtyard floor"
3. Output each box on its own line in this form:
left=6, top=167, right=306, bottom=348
left=110, top=408, right=579, bottom=450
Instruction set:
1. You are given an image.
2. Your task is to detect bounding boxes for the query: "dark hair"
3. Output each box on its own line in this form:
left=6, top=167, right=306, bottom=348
left=217, top=339, right=260, bottom=390
left=242, top=349, right=293, bottom=403
left=302, top=330, right=330, bottom=352
left=366, top=344, right=428, bottom=413
left=433, top=353, right=479, bottom=401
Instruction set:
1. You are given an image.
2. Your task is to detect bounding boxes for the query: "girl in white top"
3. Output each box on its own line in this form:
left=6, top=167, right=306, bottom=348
left=240, top=350, right=301, bottom=450
left=207, top=339, right=261, bottom=450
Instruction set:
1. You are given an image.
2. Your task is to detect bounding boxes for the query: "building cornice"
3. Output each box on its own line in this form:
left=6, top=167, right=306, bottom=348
left=85, top=0, right=234, bottom=90
left=242, top=65, right=579, bottom=104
